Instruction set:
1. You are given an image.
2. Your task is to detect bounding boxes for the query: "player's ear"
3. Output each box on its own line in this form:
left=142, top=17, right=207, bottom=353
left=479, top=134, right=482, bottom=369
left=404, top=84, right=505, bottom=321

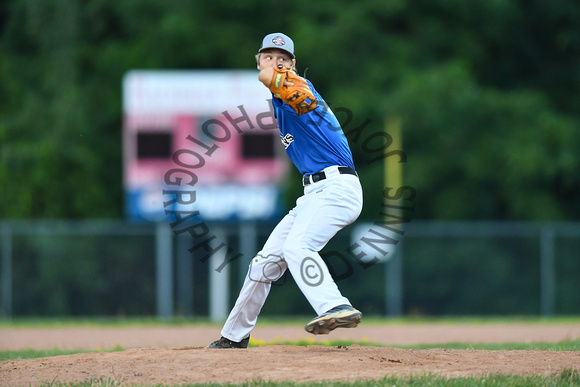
left=290, top=59, right=297, bottom=73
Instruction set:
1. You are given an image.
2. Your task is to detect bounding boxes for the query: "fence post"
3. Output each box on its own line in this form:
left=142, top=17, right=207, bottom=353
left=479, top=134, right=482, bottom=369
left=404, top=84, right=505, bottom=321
left=1, top=223, right=12, bottom=319
left=209, top=226, right=229, bottom=322
left=386, top=243, right=403, bottom=316
left=238, top=222, right=257, bottom=287
left=156, top=222, right=174, bottom=320
left=384, top=115, right=404, bottom=317
left=176, top=234, right=194, bottom=317
left=540, top=225, right=555, bottom=316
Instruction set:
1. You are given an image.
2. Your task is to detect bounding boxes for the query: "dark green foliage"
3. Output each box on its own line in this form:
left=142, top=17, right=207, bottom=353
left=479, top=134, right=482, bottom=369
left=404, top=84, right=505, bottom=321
left=1, top=0, right=579, bottom=220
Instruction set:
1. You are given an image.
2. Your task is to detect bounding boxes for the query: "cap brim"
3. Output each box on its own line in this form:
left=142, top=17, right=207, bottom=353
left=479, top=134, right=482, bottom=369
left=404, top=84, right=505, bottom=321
left=258, top=47, right=295, bottom=59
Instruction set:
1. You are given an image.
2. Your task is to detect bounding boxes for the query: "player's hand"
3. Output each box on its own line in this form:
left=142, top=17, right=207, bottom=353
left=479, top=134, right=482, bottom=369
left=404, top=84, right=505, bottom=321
left=266, top=65, right=317, bottom=116
left=279, top=65, right=295, bottom=87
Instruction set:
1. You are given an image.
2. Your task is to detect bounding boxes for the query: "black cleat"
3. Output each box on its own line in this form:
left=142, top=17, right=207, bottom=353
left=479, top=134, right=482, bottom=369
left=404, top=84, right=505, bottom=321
left=304, top=304, right=361, bottom=335
left=205, top=336, right=250, bottom=349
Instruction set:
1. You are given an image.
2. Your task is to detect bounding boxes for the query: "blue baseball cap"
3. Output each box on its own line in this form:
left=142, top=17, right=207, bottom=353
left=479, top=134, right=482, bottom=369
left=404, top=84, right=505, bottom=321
left=259, top=33, right=295, bottom=58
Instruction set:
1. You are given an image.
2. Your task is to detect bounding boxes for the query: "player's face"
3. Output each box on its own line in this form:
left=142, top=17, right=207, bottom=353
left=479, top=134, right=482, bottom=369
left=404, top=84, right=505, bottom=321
left=257, top=49, right=295, bottom=70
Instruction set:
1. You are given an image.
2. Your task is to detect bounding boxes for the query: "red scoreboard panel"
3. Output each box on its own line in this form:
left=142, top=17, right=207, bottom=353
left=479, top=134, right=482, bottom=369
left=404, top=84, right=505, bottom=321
left=123, top=70, right=288, bottom=222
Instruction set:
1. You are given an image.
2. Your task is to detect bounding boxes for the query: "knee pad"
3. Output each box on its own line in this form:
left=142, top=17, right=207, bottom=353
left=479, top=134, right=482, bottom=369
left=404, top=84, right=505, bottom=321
left=248, top=254, right=287, bottom=283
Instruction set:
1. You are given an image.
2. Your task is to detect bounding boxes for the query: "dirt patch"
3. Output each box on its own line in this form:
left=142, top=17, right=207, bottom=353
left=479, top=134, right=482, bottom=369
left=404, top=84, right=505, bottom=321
left=1, top=324, right=579, bottom=386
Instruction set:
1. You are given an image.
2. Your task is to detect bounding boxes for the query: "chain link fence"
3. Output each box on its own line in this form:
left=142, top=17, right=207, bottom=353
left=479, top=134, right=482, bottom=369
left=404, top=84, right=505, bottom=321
left=1, top=220, right=578, bottom=319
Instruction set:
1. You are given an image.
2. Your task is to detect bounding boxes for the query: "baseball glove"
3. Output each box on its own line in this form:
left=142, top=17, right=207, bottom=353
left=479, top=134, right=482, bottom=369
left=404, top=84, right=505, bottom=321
left=269, top=65, right=318, bottom=116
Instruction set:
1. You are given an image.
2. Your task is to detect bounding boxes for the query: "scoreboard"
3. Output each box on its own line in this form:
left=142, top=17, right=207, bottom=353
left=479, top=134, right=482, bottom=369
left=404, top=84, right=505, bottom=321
left=122, top=70, right=288, bottom=222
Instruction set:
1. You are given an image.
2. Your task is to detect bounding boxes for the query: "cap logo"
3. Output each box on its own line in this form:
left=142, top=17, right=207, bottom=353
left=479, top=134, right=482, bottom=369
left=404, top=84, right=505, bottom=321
left=272, top=36, right=286, bottom=46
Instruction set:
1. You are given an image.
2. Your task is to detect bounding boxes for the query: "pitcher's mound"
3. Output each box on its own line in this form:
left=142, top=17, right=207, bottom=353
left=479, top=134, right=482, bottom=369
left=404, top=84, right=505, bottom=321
left=3, top=345, right=579, bottom=386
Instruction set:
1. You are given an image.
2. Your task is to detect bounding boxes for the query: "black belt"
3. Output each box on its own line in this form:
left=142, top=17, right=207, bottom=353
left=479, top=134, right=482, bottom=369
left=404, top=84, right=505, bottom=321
left=302, top=167, right=358, bottom=186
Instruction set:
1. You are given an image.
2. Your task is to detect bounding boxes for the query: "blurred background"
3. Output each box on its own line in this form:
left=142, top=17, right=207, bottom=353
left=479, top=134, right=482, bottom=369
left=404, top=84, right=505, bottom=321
left=0, top=0, right=579, bottom=319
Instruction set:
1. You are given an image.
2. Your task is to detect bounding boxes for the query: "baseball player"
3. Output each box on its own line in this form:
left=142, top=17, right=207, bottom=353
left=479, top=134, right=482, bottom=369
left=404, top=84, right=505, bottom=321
left=207, top=32, right=363, bottom=349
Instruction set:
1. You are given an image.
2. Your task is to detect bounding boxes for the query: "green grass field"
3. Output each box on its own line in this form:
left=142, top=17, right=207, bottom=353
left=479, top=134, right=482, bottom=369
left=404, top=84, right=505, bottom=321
left=1, top=317, right=579, bottom=386
left=6, top=371, right=577, bottom=387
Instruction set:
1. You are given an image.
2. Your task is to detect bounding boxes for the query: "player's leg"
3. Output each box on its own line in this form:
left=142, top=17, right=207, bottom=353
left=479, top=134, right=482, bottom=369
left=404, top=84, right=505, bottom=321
left=281, top=175, right=363, bottom=332
left=216, top=212, right=294, bottom=344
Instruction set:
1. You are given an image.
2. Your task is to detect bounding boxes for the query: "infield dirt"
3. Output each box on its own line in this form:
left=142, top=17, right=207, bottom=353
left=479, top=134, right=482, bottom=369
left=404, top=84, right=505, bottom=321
left=2, top=323, right=579, bottom=385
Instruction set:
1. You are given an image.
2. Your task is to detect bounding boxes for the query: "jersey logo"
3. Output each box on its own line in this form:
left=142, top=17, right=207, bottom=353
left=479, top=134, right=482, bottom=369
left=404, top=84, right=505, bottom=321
left=280, top=133, right=294, bottom=149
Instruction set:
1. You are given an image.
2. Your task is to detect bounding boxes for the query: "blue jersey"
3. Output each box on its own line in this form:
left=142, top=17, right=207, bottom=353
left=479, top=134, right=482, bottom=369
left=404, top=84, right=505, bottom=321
left=272, top=79, right=355, bottom=175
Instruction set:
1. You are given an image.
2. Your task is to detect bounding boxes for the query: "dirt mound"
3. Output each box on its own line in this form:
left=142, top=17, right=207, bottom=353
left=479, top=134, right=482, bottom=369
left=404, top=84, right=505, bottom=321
left=2, top=324, right=579, bottom=386
left=2, top=345, right=579, bottom=386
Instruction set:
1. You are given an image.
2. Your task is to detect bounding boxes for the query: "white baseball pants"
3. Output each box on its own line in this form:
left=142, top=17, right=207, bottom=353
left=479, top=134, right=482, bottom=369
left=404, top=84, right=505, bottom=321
left=221, top=166, right=363, bottom=342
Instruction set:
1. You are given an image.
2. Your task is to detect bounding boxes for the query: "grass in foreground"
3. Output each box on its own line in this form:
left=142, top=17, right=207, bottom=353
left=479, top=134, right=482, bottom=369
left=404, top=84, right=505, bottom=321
left=0, top=345, right=124, bottom=361
left=30, top=368, right=580, bottom=387
left=248, top=337, right=580, bottom=351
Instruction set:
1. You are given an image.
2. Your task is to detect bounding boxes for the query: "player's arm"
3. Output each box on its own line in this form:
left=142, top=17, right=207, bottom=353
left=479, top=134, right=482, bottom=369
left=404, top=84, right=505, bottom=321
left=259, top=66, right=295, bottom=89
left=258, top=67, right=275, bottom=88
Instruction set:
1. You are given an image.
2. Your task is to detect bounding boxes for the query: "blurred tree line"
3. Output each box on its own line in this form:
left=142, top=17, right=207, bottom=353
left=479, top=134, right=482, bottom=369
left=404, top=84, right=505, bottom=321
left=1, top=0, right=579, bottom=221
